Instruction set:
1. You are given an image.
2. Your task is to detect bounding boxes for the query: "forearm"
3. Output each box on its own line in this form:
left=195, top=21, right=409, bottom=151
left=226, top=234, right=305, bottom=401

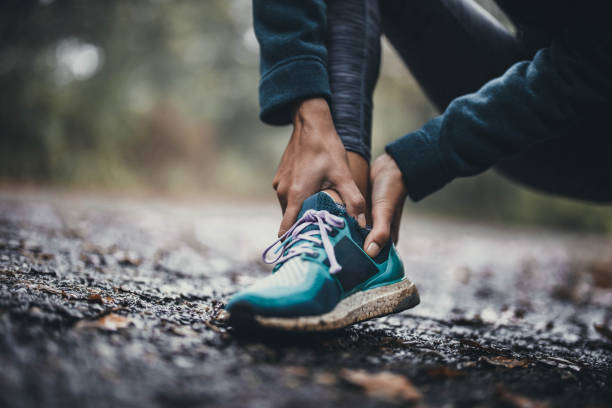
left=253, top=0, right=331, bottom=125
left=386, top=31, right=612, bottom=201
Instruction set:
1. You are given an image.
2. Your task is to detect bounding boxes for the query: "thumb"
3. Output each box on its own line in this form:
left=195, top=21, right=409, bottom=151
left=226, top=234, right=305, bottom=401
left=364, top=199, right=394, bottom=257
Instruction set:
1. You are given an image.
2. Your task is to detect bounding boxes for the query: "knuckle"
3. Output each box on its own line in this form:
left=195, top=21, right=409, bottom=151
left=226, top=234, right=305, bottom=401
left=373, top=224, right=390, bottom=238
left=276, top=186, right=288, bottom=198
left=351, top=196, right=366, bottom=211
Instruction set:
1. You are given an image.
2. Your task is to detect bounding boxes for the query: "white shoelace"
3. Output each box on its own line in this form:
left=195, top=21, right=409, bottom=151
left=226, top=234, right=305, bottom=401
left=262, top=209, right=345, bottom=274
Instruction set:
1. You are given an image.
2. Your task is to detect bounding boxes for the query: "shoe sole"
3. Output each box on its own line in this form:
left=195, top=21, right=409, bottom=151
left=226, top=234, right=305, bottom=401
left=233, top=278, right=419, bottom=332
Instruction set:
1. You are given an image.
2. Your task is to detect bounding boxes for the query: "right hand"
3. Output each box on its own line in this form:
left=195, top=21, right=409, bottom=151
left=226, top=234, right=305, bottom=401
left=273, top=98, right=366, bottom=236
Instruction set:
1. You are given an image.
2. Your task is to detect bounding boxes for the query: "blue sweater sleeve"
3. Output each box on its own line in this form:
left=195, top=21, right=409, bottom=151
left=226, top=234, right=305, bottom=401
left=253, top=0, right=331, bottom=125
left=386, top=21, right=612, bottom=201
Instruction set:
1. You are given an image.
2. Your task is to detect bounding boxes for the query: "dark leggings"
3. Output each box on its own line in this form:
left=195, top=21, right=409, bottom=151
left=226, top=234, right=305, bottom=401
left=326, top=0, right=612, bottom=202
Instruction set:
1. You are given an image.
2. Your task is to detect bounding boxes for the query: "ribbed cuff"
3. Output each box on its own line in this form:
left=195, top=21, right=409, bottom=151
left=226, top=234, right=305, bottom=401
left=259, top=57, right=332, bottom=126
left=385, top=125, right=451, bottom=202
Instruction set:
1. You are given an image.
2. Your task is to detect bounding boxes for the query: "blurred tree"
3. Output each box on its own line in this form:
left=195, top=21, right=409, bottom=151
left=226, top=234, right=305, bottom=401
left=0, top=0, right=263, bottom=189
left=0, top=0, right=611, bottom=231
left=0, top=0, right=113, bottom=180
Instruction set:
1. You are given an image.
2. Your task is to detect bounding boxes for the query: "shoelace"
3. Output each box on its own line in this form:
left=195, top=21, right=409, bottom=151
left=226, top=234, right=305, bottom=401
left=262, top=209, right=345, bottom=274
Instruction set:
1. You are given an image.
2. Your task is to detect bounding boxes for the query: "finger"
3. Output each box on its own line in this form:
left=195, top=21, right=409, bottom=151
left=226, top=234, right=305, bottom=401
left=335, top=176, right=367, bottom=228
left=364, top=199, right=394, bottom=257
left=278, top=202, right=300, bottom=237
left=390, top=204, right=404, bottom=244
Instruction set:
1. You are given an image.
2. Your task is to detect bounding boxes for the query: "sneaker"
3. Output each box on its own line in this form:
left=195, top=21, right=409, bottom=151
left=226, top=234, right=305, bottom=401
left=226, top=192, right=419, bottom=331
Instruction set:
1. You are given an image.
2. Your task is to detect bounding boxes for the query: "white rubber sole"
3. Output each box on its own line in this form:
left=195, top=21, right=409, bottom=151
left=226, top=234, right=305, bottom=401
left=251, top=278, right=420, bottom=332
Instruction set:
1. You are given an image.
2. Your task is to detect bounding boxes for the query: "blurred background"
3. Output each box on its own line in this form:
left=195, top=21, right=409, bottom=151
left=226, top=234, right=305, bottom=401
left=2, top=0, right=611, bottom=232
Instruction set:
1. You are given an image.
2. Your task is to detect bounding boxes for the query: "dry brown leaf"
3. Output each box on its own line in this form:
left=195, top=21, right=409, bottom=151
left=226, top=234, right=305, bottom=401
left=76, top=313, right=130, bottom=331
left=87, top=293, right=114, bottom=304
left=497, top=386, right=549, bottom=408
left=340, top=369, right=422, bottom=402
left=480, top=356, right=529, bottom=369
left=427, top=366, right=465, bottom=378
left=98, top=314, right=130, bottom=330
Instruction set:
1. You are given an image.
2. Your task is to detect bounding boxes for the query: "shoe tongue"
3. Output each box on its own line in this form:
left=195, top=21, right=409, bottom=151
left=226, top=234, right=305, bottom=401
left=295, top=192, right=368, bottom=247
left=297, top=192, right=347, bottom=219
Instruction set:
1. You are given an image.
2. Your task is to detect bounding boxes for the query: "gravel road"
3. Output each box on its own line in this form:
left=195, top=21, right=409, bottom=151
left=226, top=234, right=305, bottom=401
left=1, top=190, right=611, bottom=407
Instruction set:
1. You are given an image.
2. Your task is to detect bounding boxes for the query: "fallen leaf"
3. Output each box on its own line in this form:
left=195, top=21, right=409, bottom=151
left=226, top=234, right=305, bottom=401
left=427, top=366, right=465, bottom=378
left=458, top=361, right=477, bottom=369
left=538, top=356, right=581, bottom=372
left=75, top=313, right=130, bottom=331
left=87, top=293, right=114, bottom=304
left=480, top=356, right=530, bottom=369
left=496, top=385, right=549, bottom=408
left=340, top=369, right=422, bottom=402
left=37, top=284, right=63, bottom=296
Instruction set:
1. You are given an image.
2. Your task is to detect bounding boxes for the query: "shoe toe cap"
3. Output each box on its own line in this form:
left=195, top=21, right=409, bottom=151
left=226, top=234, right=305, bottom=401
left=226, top=274, right=339, bottom=318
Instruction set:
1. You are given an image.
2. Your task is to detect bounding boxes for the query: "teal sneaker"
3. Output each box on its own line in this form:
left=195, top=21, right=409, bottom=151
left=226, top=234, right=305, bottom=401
left=226, top=192, right=419, bottom=331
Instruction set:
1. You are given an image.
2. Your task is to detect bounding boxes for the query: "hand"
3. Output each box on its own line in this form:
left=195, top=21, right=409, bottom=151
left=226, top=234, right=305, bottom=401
left=364, top=153, right=407, bottom=257
left=273, top=98, right=366, bottom=236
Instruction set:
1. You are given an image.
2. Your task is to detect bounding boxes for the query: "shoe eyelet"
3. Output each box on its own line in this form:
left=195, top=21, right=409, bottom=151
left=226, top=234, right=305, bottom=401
left=329, top=229, right=339, bottom=237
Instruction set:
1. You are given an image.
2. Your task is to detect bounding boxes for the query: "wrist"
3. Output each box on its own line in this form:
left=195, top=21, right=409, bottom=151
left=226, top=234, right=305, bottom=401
left=292, top=98, right=332, bottom=127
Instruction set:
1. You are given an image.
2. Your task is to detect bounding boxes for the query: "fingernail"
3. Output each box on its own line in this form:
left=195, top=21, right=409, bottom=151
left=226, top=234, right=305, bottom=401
left=357, top=213, right=366, bottom=227
left=366, top=242, right=380, bottom=257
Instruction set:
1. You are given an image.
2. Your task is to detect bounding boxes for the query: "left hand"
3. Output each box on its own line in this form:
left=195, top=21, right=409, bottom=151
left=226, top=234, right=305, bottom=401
left=364, top=153, right=407, bottom=257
